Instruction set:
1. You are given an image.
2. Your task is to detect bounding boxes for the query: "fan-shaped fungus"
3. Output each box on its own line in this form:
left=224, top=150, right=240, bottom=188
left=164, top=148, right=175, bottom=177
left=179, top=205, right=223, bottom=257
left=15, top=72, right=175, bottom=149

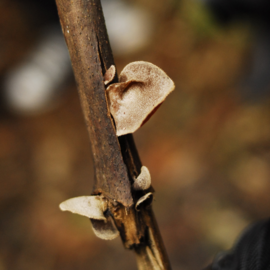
left=106, top=61, right=175, bottom=136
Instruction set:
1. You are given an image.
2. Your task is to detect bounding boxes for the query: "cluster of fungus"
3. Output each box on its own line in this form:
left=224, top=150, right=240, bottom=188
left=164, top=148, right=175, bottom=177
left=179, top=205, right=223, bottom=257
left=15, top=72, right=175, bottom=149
left=59, top=61, right=175, bottom=240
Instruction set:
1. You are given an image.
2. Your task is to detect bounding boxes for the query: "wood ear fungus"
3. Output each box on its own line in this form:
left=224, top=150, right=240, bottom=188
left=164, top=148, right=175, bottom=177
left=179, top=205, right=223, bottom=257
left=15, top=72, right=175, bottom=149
left=133, top=166, right=151, bottom=191
left=90, top=216, right=119, bottom=240
left=59, top=195, right=119, bottom=240
left=135, top=192, right=153, bottom=211
left=104, top=65, right=116, bottom=85
left=59, top=195, right=107, bottom=220
left=106, top=61, right=175, bottom=136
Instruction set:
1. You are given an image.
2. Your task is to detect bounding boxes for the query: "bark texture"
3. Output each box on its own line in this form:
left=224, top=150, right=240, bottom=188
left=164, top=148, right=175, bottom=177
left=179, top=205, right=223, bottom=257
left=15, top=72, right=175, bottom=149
left=56, top=0, right=132, bottom=207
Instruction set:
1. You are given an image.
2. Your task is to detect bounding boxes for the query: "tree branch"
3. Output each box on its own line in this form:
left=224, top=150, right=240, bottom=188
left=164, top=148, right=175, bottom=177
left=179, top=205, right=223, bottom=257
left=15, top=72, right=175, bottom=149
left=55, top=0, right=172, bottom=269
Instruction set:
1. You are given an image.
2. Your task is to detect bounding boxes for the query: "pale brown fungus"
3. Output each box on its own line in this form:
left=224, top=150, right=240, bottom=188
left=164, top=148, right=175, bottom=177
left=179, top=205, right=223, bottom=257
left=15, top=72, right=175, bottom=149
left=59, top=195, right=107, bottom=220
left=135, top=192, right=153, bottom=211
left=106, top=61, right=175, bottom=136
left=90, top=216, right=119, bottom=240
left=133, top=166, right=151, bottom=191
left=59, top=195, right=120, bottom=240
left=104, top=65, right=116, bottom=85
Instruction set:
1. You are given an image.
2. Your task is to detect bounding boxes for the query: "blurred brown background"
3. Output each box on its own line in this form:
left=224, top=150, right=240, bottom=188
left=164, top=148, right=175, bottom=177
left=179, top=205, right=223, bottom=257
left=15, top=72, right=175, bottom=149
left=1, top=0, right=270, bottom=269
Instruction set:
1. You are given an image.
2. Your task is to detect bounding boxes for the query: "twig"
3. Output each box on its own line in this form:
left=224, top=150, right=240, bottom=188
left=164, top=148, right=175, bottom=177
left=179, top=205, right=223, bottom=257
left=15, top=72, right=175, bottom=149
left=55, top=0, right=172, bottom=269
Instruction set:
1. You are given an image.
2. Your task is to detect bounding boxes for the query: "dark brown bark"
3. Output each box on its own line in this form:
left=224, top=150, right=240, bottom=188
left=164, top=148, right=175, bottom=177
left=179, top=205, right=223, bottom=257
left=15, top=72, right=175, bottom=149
left=55, top=0, right=172, bottom=269
left=55, top=0, right=132, bottom=207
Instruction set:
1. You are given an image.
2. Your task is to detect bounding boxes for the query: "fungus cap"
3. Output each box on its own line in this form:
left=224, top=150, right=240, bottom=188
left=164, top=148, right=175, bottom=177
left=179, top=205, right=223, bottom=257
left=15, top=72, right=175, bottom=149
left=91, top=216, right=119, bottom=240
left=104, top=65, right=116, bottom=85
left=60, top=196, right=120, bottom=240
left=135, top=192, right=153, bottom=211
left=106, top=61, right=175, bottom=136
left=59, top=196, right=107, bottom=220
left=133, top=166, right=151, bottom=191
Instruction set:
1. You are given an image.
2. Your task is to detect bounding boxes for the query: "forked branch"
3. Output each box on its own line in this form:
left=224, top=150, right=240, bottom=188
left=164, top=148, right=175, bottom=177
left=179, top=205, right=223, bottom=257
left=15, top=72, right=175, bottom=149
left=55, top=0, right=172, bottom=269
